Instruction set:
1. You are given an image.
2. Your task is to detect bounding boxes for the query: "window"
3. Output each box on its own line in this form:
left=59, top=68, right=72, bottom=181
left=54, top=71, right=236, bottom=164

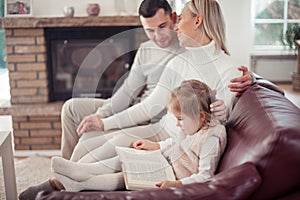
left=252, top=0, right=300, bottom=50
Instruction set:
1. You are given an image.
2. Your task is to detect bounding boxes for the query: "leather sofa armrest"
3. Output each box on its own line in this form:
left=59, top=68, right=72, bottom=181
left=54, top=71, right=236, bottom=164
left=36, top=162, right=261, bottom=200
left=252, top=72, right=284, bottom=95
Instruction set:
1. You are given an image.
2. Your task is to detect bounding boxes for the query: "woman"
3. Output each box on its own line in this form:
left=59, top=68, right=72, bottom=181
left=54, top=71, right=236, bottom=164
left=50, top=0, right=241, bottom=191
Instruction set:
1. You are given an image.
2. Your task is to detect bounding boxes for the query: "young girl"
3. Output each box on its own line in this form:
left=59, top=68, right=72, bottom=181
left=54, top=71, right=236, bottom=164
left=133, top=79, right=227, bottom=188
left=50, top=79, right=226, bottom=190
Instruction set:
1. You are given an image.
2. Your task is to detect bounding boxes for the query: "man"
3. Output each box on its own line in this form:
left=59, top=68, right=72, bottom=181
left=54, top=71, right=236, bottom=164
left=19, top=0, right=253, bottom=198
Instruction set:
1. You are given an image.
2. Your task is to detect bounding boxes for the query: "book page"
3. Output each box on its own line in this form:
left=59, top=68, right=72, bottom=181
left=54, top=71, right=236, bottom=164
left=116, top=146, right=169, bottom=163
left=116, top=146, right=176, bottom=190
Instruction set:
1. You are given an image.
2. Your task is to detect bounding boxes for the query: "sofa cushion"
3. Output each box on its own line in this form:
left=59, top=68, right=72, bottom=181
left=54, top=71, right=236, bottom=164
left=218, top=84, right=300, bottom=200
left=36, top=162, right=261, bottom=200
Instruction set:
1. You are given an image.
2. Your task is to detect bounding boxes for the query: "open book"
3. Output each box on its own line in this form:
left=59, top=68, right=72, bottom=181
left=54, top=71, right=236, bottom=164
left=116, top=146, right=176, bottom=190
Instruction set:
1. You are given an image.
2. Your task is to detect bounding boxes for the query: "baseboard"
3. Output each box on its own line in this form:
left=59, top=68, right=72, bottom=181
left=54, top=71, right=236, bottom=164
left=14, top=150, right=61, bottom=158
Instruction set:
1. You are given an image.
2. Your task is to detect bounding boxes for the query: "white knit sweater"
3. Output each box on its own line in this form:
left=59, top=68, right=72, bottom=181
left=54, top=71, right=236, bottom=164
left=102, top=41, right=241, bottom=137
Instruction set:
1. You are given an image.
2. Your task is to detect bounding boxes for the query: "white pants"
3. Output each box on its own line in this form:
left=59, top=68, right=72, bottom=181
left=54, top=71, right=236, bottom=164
left=61, top=98, right=105, bottom=159
left=70, top=122, right=169, bottom=163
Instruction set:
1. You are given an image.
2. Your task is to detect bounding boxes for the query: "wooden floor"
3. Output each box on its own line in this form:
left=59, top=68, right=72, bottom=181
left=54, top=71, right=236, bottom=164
left=275, top=83, right=300, bottom=108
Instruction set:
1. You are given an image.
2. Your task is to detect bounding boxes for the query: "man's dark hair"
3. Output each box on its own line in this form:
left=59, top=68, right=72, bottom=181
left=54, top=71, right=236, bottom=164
left=139, top=0, right=172, bottom=18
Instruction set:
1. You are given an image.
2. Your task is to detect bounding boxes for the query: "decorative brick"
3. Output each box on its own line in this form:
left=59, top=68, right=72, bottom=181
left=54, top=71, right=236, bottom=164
left=54, top=137, right=61, bottom=144
left=20, top=122, right=52, bottom=129
left=5, top=29, right=13, bottom=36
left=14, top=45, right=46, bottom=54
left=7, top=63, right=16, bottom=72
left=14, top=130, right=30, bottom=137
left=13, top=29, right=44, bottom=37
left=13, top=138, right=21, bottom=145
left=13, top=122, right=20, bottom=129
left=6, top=46, right=13, bottom=54
left=38, top=88, right=49, bottom=95
left=29, top=116, right=60, bottom=121
left=6, top=37, right=35, bottom=45
left=14, top=96, right=48, bottom=104
left=53, top=122, right=62, bottom=129
left=21, top=137, right=53, bottom=145
left=11, top=88, right=38, bottom=96
left=30, top=130, right=61, bottom=137
left=37, top=54, right=47, bottom=62
left=17, top=80, right=47, bottom=88
left=31, top=144, right=60, bottom=150
left=12, top=116, right=28, bottom=122
left=7, top=54, right=36, bottom=63
left=15, top=145, right=30, bottom=150
left=10, top=71, right=38, bottom=80
left=9, top=80, right=16, bottom=88
left=17, top=63, right=46, bottom=71
left=11, top=98, right=18, bottom=104
left=36, top=36, right=45, bottom=45
left=38, top=71, right=47, bottom=79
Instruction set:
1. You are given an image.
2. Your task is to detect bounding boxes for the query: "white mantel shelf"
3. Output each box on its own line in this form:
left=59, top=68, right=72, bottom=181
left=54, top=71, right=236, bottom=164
left=1, top=16, right=141, bottom=28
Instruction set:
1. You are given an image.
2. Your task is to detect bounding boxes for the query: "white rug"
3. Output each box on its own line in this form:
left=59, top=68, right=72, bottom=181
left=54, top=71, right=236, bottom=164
left=0, top=155, right=52, bottom=200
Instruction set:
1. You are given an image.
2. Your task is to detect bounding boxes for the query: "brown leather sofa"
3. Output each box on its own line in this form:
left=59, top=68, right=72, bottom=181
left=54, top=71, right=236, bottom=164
left=36, top=79, right=300, bottom=200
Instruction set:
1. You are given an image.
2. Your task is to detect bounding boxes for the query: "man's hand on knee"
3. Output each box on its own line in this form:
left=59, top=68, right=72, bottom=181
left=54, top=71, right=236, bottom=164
left=77, top=114, right=104, bottom=136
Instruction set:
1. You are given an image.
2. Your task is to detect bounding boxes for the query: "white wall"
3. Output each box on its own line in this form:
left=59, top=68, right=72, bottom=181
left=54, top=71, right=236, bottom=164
left=219, top=0, right=252, bottom=68
left=32, top=0, right=142, bottom=17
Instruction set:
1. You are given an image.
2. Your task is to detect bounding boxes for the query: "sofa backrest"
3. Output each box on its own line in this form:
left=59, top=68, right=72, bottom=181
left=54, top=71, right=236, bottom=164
left=217, top=83, right=300, bottom=199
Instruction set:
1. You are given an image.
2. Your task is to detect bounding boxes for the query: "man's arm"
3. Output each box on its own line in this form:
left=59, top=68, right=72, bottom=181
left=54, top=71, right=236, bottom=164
left=77, top=44, right=148, bottom=136
left=96, top=46, right=147, bottom=117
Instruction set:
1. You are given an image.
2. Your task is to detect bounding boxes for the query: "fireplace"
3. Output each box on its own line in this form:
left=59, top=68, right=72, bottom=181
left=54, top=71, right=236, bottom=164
left=2, top=16, right=147, bottom=150
left=45, top=26, right=139, bottom=101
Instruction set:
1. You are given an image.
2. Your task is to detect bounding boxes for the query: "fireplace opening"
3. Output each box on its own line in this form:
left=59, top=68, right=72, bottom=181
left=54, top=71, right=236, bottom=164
left=45, top=26, right=140, bottom=101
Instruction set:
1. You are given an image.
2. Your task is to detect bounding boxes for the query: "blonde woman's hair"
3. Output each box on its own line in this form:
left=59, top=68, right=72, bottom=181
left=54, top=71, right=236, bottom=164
left=187, top=0, right=230, bottom=55
left=168, top=80, right=216, bottom=127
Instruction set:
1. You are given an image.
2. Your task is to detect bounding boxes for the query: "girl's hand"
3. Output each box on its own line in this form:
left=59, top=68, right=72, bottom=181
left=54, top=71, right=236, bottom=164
left=156, top=180, right=182, bottom=188
left=132, top=140, right=160, bottom=150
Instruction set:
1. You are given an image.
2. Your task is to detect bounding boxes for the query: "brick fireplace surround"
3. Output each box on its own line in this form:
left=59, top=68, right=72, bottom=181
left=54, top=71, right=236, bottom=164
left=0, top=16, right=146, bottom=150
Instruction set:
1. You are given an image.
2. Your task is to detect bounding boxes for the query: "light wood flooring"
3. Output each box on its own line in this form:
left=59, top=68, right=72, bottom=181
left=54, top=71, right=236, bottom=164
left=275, top=83, right=300, bottom=108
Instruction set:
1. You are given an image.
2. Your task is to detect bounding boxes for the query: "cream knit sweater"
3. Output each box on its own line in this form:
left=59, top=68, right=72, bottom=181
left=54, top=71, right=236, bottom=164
left=161, top=120, right=227, bottom=184
left=102, top=41, right=241, bottom=138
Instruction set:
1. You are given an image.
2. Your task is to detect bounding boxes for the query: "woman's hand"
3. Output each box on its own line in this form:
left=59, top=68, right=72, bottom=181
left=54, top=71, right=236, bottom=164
left=76, top=114, right=104, bottom=136
left=156, top=180, right=182, bottom=188
left=210, top=99, right=227, bottom=121
left=132, top=140, right=160, bottom=151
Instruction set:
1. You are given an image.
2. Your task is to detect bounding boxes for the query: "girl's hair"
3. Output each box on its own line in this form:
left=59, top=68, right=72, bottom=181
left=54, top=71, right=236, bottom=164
left=168, top=80, right=216, bottom=127
left=186, top=0, right=230, bottom=55
left=139, top=0, right=172, bottom=18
